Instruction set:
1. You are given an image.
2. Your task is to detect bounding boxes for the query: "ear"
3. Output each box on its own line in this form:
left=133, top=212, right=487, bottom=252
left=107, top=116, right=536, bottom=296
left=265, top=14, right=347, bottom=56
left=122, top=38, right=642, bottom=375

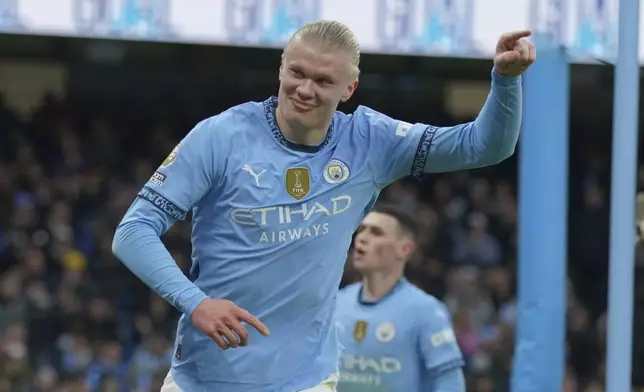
left=340, top=80, right=359, bottom=103
left=397, top=238, right=416, bottom=261
left=279, top=52, right=285, bottom=81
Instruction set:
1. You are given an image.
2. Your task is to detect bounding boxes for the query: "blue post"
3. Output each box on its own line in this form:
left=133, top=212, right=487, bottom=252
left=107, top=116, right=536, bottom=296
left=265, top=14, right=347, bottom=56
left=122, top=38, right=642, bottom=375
left=511, top=33, right=569, bottom=391
left=606, top=0, right=640, bottom=390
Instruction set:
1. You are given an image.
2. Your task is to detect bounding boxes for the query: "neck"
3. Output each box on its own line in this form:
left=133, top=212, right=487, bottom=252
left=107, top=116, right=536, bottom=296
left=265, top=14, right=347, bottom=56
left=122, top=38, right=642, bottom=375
left=275, top=106, right=330, bottom=146
left=361, top=269, right=404, bottom=302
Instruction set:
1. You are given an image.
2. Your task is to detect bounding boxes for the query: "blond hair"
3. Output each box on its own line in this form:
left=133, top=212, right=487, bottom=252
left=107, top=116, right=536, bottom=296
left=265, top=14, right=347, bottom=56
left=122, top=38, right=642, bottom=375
left=286, top=20, right=361, bottom=79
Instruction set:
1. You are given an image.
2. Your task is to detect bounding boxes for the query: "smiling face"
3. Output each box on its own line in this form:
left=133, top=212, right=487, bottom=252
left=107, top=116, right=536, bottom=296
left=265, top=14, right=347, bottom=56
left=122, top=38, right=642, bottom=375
left=277, top=38, right=359, bottom=133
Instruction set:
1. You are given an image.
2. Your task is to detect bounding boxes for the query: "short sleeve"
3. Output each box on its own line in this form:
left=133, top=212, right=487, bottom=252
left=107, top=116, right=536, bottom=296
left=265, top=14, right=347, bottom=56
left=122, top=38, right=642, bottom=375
left=138, top=117, right=221, bottom=221
left=418, top=301, right=465, bottom=374
left=353, top=106, right=435, bottom=187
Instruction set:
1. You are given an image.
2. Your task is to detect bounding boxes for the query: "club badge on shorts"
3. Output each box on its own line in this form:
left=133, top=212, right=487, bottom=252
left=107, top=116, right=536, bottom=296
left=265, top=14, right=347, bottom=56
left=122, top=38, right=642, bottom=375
left=353, top=320, right=368, bottom=343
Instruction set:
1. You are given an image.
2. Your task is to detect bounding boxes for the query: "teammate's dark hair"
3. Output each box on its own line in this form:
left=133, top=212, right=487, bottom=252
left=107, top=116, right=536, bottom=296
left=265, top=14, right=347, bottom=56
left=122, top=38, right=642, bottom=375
left=372, top=203, right=419, bottom=242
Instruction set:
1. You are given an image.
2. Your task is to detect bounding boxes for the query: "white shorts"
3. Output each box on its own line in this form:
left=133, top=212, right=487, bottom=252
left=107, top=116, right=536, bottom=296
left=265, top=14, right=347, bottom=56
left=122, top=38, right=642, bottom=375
left=160, top=371, right=338, bottom=392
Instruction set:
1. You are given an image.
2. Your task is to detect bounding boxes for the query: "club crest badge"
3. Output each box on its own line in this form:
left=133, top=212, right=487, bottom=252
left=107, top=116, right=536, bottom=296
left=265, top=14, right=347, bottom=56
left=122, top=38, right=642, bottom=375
left=375, top=322, right=396, bottom=343
left=323, top=159, right=350, bottom=184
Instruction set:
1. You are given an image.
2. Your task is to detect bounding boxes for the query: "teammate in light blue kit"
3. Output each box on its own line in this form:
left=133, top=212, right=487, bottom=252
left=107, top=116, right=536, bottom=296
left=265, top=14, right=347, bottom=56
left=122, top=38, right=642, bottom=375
left=112, top=20, right=535, bottom=392
left=336, top=204, right=464, bottom=392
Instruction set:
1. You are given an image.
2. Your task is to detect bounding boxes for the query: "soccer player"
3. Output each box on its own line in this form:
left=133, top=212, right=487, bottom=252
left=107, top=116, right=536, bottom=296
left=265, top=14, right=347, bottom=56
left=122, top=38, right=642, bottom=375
left=335, top=204, right=464, bottom=392
left=111, top=20, right=535, bottom=392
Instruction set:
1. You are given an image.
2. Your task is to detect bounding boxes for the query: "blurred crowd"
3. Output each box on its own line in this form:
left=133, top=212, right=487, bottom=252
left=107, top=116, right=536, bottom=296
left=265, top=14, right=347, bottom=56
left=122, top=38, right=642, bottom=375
left=1, top=91, right=643, bottom=392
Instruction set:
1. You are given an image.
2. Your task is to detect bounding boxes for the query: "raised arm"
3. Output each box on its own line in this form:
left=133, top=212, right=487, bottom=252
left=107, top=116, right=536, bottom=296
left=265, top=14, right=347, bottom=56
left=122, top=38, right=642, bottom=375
left=358, top=30, right=536, bottom=187
left=423, top=30, right=536, bottom=173
left=421, top=69, right=522, bottom=173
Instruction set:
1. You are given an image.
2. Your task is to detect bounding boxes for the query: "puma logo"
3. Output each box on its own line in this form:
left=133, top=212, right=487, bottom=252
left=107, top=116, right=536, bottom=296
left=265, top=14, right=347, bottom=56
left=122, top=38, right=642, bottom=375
left=242, top=164, right=266, bottom=187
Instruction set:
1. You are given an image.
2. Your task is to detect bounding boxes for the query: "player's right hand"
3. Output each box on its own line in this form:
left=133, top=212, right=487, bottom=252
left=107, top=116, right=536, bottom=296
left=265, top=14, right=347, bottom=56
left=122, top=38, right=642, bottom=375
left=191, top=298, right=270, bottom=349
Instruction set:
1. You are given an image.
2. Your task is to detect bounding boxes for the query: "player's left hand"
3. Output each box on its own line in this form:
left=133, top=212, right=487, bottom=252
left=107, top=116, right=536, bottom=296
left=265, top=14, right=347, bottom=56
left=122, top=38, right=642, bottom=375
left=494, top=30, right=536, bottom=77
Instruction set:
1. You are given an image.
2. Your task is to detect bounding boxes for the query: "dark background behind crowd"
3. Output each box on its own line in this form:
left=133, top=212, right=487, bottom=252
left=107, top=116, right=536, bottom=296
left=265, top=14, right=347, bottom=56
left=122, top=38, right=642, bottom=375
left=1, top=34, right=644, bottom=392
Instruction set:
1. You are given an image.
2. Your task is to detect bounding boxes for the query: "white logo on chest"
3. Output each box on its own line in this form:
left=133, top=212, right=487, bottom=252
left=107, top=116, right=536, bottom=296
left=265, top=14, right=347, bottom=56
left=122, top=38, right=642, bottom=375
left=242, top=164, right=266, bottom=187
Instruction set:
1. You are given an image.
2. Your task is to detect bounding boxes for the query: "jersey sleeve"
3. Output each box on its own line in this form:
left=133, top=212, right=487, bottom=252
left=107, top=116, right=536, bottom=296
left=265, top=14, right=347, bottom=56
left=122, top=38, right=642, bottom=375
left=353, top=105, right=434, bottom=187
left=355, top=71, right=521, bottom=187
left=418, top=301, right=465, bottom=375
left=138, top=117, right=221, bottom=219
left=428, top=366, right=466, bottom=392
left=112, top=117, right=224, bottom=317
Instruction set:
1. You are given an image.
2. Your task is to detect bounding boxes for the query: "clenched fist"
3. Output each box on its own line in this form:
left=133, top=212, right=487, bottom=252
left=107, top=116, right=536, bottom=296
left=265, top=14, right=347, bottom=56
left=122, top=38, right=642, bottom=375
left=494, top=30, right=537, bottom=77
left=191, top=298, right=270, bottom=349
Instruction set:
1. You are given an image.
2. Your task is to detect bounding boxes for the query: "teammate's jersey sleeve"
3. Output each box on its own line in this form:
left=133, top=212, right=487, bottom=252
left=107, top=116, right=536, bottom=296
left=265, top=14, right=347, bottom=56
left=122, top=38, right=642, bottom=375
left=113, top=117, right=224, bottom=316
left=428, top=366, right=467, bottom=392
left=355, top=71, right=522, bottom=187
left=418, top=301, right=465, bottom=375
left=140, top=117, right=221, bottom=218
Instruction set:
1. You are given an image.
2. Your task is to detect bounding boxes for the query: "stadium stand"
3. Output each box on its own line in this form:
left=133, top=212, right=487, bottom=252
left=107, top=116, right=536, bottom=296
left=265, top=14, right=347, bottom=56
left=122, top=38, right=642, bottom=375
left=1, top=50, right=643, bottom=392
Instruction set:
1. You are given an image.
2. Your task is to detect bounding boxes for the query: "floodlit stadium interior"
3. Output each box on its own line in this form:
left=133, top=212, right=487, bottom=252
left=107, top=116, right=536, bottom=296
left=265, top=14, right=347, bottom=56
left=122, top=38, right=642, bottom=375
left=1, top=4, right=643, bottom=392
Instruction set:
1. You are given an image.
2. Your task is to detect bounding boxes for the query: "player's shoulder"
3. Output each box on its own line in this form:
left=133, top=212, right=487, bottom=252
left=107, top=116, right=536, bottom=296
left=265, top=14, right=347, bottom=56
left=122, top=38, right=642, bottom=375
left=400, top=280, right=448, bottom=312
left=225, top=99, right=265, bottom=119
left=338, top=282, right=361, bottom=300
left=334, top=105, right=398, bottom=138
left=196, top=100, right=264, bottom=138
left=352, top=105, right=396, bottom=124
left=354, top=105, right=389, bottom=116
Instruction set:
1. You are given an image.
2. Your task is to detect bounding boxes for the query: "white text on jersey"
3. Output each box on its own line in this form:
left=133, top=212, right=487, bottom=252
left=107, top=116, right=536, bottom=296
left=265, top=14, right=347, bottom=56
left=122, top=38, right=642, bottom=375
left=230, top=195, right=352, bottom=244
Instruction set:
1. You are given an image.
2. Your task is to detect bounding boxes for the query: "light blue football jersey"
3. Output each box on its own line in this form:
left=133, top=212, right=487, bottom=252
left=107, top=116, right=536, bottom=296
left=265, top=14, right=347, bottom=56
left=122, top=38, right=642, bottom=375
left=335, top=280, right=464, bottom=392
left=112, top=72, right=520, bottom=392
left=142, top=97, right=431, bottom=392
